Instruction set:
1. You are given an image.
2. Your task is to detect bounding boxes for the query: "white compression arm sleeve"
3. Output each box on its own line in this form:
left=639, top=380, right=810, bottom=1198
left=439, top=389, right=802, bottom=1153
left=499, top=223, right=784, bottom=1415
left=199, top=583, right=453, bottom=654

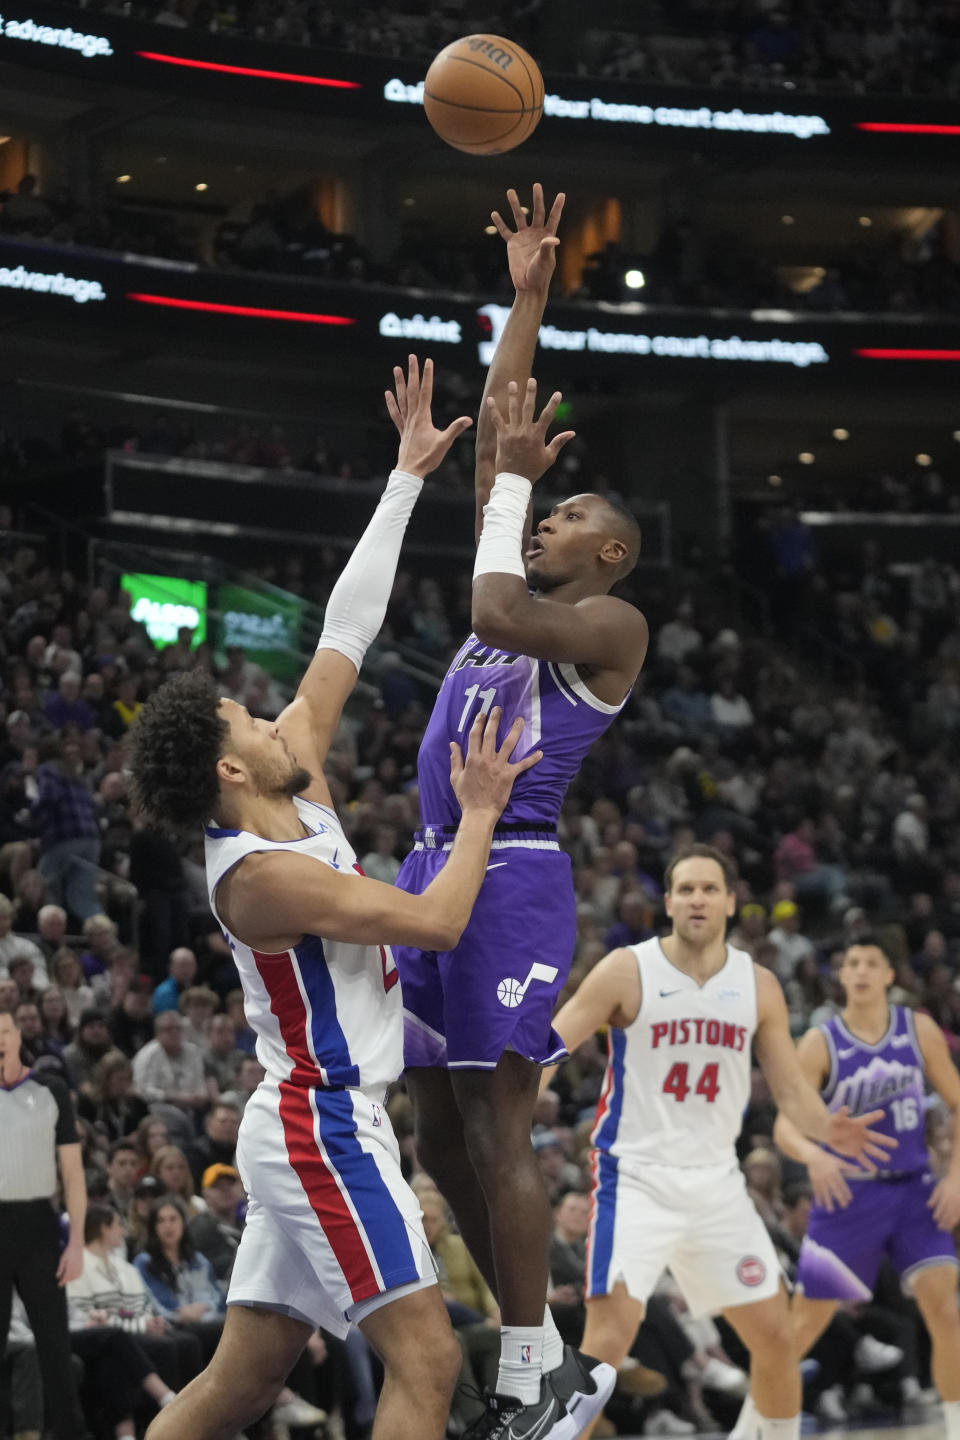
left=317, top=468, right=423, bottom=671
left=473, top=472, right=532, bottom=581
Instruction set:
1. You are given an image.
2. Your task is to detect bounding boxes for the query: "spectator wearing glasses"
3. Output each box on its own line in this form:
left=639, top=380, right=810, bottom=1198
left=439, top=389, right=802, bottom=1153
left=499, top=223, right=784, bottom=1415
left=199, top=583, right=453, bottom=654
left=132, top=1010, right=210, bottom=1124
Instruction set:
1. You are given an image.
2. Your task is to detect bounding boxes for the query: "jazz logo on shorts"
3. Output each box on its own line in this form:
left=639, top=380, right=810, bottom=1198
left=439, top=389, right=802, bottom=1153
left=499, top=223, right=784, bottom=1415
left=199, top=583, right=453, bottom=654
left=520, top=1344, right=532, bottom=1364
left=496, top=963, right=559, bottom=1009
left=736, top=1255, right=767, bottom=1287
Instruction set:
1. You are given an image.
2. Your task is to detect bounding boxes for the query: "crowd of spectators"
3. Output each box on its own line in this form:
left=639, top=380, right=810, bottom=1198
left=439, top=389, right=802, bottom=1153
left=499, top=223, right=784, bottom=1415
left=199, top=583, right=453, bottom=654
left=0, top=172, right=502, bottom=295
left=762, top=460, right=960, bottom=516
left=3, top=466, right=960, bottom=1433
left=0, top=168, right=531, bottom=299
left=6, top=165, right=960, bottom=323
left=577, top=218, right=960, bottom=317
left=0, top=404, right=386, bottom=488
left=582, top=0, right=960, bottom=98
left=59, top=0, right=960, bottom=98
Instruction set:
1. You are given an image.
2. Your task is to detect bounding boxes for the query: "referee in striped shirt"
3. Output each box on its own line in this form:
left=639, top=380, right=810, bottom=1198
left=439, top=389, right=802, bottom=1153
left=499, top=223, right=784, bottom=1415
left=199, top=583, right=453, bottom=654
left=0, top=1006, right=86, bottom=1438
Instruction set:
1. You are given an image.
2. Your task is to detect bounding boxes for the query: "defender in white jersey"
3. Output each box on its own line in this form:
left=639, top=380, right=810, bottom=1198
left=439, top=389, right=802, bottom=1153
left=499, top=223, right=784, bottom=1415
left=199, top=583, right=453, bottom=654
left=547, top=845, right=897, bottom=1440
left=129, top=358, right=544, bottom=1440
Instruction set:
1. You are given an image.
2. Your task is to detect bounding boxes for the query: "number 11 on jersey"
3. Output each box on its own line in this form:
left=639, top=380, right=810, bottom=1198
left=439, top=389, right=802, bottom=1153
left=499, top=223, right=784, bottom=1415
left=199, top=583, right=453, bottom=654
left=458, top=684, right=497, bottom=732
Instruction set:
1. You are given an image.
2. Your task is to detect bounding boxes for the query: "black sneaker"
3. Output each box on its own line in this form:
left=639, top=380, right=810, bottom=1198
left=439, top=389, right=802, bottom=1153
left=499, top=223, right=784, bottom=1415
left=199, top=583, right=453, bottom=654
left=461, top=1381, right=563, bottom=1440
left=546, top=1347, right=618, bottom=1438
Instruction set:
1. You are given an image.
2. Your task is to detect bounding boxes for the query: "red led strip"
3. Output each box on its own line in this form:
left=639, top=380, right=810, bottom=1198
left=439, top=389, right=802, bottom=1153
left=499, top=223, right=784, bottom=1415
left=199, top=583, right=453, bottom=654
left=855, top=347, right=960, bottom=361
left=856, top=122, right=960, bottom=136
left=128, top=293, right=356, bottom=325
left=136, top=51, right=361, bottom=88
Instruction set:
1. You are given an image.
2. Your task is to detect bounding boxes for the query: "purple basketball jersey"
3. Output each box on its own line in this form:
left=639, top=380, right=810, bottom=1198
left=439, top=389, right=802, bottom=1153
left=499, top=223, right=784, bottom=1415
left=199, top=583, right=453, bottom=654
left=821, top=1006, right=929, bottom=1176
left=416, top=635, right=628, bottom=827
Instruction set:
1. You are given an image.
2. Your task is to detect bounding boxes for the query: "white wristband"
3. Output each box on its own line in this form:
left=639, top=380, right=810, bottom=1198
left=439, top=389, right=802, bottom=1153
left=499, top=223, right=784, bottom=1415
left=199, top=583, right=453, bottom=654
left=473, top=472, right=532, bottom=581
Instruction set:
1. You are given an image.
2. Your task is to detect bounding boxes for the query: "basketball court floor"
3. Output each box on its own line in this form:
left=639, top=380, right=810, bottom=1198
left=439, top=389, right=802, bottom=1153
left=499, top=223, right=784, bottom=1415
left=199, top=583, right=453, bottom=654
left=614, top=1424, right=943, bottom=1439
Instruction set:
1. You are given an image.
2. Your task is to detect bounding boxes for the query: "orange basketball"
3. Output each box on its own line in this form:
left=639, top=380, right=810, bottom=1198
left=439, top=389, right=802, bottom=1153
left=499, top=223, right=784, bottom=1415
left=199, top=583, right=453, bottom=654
left=423, top=34, right=544, bottom=156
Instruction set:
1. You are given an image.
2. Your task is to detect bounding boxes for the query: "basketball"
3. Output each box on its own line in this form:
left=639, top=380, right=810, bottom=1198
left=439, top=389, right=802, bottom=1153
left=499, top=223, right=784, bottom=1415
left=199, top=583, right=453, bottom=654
left=423, top=34, right=545, bottom=156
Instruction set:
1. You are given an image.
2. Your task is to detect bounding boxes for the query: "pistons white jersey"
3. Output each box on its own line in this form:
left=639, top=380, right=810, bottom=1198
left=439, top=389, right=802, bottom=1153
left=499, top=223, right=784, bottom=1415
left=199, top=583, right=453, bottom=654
left=204, top=796, right=402, bottom=1096
left=592, top=938, right=757, bottom=1169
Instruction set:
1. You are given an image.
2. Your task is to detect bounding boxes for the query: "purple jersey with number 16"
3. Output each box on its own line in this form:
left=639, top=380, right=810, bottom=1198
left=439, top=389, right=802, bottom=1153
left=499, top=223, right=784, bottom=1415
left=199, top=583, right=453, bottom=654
left=795, top=1005, right=958, bottom=1302
left=820, top=1006, right=928, bottom=1176
left=416, top=634, right=627, bottom=828
left=393, top=633, right=629, bottom=1072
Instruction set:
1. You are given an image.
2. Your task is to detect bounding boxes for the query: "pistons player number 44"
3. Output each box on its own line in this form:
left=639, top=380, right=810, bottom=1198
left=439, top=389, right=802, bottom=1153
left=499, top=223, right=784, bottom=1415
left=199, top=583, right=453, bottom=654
left=546, top=843, right=897, bottom=1440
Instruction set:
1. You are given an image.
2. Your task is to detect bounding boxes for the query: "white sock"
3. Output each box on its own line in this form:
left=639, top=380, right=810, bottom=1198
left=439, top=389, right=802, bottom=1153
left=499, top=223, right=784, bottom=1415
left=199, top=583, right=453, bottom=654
left=944, top=1400, right=960, bottom=1440
left=542, top=1306, right=564, bottom=1373
left=497, top=1325, right=544, bottom=1404
left=757, top=1412, right=800, bottom=1440
left=729, top=1393, right=756, bottom=1440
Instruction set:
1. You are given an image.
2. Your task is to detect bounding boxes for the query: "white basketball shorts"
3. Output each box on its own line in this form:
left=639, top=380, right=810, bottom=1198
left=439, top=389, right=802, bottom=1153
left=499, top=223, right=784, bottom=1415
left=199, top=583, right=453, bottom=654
left=229, top=1081, right=436, bottom=1337
left=586, top=1153, right=781, bottom=1318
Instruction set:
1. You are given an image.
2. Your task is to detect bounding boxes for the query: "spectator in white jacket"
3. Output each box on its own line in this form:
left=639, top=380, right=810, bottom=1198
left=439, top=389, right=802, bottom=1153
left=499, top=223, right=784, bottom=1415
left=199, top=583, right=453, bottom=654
left=710, top=678, right=755, bottom=736
left=132, top=1010, right=210, bottom=1119
left=67, top=1205, right=185, bottom=1438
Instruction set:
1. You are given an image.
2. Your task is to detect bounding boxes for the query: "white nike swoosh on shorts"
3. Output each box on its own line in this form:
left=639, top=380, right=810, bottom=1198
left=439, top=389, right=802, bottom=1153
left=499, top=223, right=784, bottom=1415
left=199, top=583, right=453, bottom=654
left=486, top=862, right=508, bottom=871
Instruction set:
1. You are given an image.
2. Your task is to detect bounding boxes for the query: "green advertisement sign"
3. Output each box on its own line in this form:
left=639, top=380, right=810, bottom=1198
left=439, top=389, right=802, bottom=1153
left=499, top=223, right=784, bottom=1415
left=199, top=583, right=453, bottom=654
left=216, top=583, right=303, bottom=682
left=121, top=573, right=207, bottom=650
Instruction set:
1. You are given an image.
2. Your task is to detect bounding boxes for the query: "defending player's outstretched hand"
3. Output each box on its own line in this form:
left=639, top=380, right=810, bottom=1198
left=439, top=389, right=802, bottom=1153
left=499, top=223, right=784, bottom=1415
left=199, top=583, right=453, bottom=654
left=486, top=377, right=576, bottom=485
left=823, top=1104, right=899, bottom=1170
left=385, top=354, right=473, bottom=480
left=491, top=182, right=565, bottom=295
left=448, top=705, right=542, bottom=819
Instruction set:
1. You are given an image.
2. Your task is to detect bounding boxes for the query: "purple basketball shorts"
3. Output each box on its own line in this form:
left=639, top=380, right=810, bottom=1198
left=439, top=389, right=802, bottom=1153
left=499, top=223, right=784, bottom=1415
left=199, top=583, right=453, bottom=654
left=392, top=837, right=575, bottom=1071
left=796, top=1170, right=959, bottom=1300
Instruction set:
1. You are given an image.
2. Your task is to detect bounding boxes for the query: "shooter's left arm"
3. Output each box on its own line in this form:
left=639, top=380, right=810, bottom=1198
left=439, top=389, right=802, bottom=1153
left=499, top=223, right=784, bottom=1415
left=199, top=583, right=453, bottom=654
left=278, top=357, right=471, bottom=805
left=475, top=585, right=645, bottom=669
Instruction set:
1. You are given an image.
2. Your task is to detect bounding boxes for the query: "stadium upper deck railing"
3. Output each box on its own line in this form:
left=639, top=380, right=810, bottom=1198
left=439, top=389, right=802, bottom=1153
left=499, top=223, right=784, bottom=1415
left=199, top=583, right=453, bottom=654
left=101, top=450, right=673, bottom=572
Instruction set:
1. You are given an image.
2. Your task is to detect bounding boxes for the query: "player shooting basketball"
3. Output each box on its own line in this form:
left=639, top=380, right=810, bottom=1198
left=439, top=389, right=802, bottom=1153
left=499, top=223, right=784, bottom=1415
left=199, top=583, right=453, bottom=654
left=391, top=185, right=648, bottom=1440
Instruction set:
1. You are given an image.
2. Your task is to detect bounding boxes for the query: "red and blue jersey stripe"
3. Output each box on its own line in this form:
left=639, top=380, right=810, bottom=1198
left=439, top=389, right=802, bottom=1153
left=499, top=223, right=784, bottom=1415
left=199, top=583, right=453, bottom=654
left=254, top=936, right=360, bottom=1089
left=273, top=1085, right=420, bottom=1305
left=586, top=1028, right=627, bottom=1296
left=252, top=941, right=419, bottom=1304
